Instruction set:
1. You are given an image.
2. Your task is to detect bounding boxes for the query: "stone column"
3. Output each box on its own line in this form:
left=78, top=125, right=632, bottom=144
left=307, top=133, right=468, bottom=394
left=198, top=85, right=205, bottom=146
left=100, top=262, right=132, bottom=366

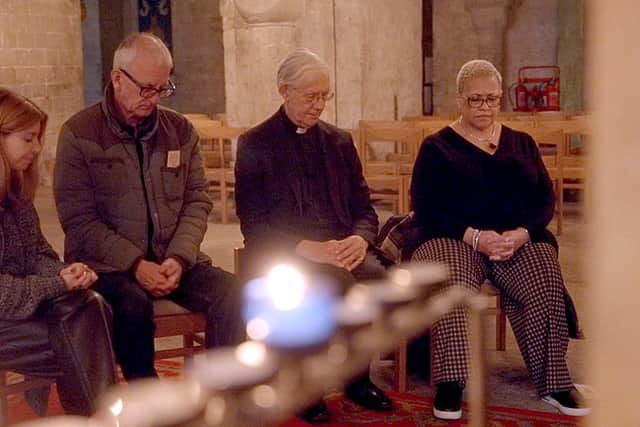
left=465, top=0, right=512, bottom=68
left=222, top=0, right=305, bottom=127
left=586, top=2, right=640, bottom=425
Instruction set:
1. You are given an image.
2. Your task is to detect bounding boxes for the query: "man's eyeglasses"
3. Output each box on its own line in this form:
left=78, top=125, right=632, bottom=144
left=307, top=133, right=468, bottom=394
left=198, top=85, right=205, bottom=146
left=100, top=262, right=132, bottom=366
left=119, top=68, right=176, bottom=99
left=462, top=94, right=501, bottom=108
left=295, top=89, right=335, bottom=105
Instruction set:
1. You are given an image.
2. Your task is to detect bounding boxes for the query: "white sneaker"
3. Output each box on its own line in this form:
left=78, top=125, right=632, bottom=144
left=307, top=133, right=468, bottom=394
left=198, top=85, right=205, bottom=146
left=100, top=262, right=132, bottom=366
left=433, top=381, right=463, bottom=420
left=541, top=387, right=591, bottom=417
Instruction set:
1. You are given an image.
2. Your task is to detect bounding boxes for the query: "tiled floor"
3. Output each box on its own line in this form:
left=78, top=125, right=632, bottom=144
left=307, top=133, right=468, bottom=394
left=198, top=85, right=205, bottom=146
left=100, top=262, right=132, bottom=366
left=34, top=187, right=589, bottom=414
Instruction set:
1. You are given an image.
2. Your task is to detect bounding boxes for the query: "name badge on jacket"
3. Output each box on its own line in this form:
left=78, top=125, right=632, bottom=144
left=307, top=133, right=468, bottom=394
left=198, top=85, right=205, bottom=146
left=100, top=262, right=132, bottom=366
left=167, top=150, right=181, bottom=168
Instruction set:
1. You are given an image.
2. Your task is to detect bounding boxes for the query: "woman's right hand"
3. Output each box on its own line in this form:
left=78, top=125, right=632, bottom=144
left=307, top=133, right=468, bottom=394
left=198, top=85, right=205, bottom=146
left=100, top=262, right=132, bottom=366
left=60, top=263, right=98, bottom=291
left=477, top=230, right=515, bottom=261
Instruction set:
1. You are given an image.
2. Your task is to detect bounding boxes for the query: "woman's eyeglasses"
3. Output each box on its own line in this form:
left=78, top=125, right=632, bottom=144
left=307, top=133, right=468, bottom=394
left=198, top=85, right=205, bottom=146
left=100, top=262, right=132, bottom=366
left=462, top=94, right=501, bottom=108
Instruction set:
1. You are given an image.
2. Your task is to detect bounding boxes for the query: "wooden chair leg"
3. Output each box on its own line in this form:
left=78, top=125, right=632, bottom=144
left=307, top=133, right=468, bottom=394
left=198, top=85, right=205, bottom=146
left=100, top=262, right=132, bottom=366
left=556, top=179, right=563, bottom=235
left=221, top=181, right=228, bottom=224
left=1, top=371, right=8, bottom=427
left=495, top=298, right=507, bottom=351
left=394, top=339, right=408, bottom=392
left=182, top=334, right=194, bottom=348
left=429, top=331, right=435, bottom=387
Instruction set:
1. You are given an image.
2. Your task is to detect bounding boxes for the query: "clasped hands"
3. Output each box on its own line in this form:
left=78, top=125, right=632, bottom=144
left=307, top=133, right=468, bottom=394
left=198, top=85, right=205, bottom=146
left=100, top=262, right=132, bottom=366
left=134, top=257, right=183, bottom=297
left=295, top=235, right=368, bottom=271
left=60, top=262, right=98, bottom=291
left=473, top=228, right=530, bottom=262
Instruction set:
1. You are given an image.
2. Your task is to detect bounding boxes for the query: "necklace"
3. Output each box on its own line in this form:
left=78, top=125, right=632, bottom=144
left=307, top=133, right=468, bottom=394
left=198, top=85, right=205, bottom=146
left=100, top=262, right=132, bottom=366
left=457, top=117, right=498, bottom=149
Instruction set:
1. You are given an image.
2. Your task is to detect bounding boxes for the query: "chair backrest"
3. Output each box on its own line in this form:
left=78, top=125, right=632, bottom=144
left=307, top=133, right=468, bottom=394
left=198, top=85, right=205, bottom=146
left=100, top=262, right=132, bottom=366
left=402, top=112, right=458, bottom=121
left=184, top=113, right=213, bottom=121
left=195, top=124, right=246, bottom=169
left=497, top=111, right=534, bottom=121
left=358, top=121, right=423, bottom=176
left=411, top=120, right=452, bottom=140
left=526, top=128, right=564, bottom=179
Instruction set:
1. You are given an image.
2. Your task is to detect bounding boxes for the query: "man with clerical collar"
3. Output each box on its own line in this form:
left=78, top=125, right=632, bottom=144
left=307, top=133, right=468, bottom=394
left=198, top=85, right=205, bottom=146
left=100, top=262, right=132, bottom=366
left=235, top=48, right=392, bottom=423
left=54, top=32, right=243, bottom=381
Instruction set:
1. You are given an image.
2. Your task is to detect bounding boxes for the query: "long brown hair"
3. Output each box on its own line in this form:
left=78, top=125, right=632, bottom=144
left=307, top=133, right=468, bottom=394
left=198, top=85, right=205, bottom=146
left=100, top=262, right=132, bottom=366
left=0, top=87, right=47, bottom=207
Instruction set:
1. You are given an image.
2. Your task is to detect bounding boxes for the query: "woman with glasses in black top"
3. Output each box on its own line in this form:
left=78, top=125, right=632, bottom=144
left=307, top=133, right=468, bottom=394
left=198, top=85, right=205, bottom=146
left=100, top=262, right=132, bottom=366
left=409, top=59, right=589, bottom=420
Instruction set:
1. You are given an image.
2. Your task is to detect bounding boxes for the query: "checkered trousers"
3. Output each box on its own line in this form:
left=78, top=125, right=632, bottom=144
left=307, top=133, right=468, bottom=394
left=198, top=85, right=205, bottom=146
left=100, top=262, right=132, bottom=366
left=412, top=238, right=574, bottom=396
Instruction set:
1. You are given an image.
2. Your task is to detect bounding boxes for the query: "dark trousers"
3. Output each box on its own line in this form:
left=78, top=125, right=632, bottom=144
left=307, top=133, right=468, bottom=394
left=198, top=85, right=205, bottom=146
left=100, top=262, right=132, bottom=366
left=294, top=252, right=387, bottom=391
left=0, top=291, right=117, bottom=415
left=93, top=262, right=244, bottom=380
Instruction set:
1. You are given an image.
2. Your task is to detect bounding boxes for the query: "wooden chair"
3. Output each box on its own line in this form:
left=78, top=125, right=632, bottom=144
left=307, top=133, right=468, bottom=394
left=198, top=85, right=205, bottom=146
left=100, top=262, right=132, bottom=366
left=537, top=118, right=589, bottom=197
left=412, top=120, right=452, bottom=142
left=184, top=113, right=214, bottom=122
left=393, top=281, right=507, bottom=392
left=194, top=124, right=246, bottom=224
left=152, top=299, right=206, bottom=360
left=0, top=371, right=55, bottom=425
left=527, top=128, right=565, bottom=235
left=358, top=121, right=423, bottom=214
left=402, top=112, right=458, bottom=122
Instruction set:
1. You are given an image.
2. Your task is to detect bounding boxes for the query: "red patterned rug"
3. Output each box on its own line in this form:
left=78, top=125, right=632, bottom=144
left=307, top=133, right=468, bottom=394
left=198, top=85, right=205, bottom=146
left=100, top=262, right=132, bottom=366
left=8, top=361, right=582, bottom=427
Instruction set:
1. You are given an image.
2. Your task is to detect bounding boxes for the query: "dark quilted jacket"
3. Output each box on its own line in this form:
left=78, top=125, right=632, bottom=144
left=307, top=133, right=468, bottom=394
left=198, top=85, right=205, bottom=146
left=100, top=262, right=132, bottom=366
left=53, top=84, right=212, bottom=273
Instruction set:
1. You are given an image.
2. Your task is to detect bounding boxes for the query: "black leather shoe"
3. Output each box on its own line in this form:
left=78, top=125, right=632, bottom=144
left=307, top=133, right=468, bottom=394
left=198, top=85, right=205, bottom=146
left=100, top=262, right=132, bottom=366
left=299, top=400, right=330, bottom=423
left=345, top=377, right=393, bottom=411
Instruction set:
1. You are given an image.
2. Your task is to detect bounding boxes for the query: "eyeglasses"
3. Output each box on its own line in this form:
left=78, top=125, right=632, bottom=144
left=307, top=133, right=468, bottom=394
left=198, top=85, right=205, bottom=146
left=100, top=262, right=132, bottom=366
left=119, top=68, right=176, bottom=99
left=462, top=94, right=502, bottom=108
left=294, top=88, right=335, bottom=105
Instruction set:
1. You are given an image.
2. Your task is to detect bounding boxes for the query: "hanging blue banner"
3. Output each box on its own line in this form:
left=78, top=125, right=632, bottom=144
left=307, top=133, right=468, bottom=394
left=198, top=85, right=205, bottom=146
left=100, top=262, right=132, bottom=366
left=138, top=0, right=172, bottom=53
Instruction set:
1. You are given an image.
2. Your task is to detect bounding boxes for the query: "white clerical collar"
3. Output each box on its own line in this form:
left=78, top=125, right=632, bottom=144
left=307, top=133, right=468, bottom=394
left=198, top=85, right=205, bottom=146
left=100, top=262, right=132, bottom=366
left=296, top=127, right=308, bottom=134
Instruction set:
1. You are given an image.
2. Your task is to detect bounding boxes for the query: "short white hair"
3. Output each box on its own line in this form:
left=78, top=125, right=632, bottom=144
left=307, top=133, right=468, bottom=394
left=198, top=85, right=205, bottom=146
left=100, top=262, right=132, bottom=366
left=113, top=32, right=173, bottom=71
left=456, top=59, right=502, bottom=94
left=277, top=48, right=330, bottom=88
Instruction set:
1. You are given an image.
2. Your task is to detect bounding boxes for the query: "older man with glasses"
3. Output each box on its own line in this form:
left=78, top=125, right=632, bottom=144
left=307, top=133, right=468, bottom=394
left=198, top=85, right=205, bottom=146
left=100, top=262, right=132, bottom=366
left=54, top=32, right=243, bottom=381
left=235, top=48, right=393, bottom=423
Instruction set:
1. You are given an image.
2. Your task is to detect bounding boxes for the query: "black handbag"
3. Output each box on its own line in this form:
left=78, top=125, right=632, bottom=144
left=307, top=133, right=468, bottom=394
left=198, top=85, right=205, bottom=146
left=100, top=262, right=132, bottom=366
left=375, top=211, right=424, bottom=265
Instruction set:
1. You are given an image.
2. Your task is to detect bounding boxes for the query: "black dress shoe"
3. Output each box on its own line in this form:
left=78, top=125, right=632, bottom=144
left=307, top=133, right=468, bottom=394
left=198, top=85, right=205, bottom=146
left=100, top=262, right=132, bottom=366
left=299, top=400, right=330, bottom=423
left=345, top=377, right=393, bottom=411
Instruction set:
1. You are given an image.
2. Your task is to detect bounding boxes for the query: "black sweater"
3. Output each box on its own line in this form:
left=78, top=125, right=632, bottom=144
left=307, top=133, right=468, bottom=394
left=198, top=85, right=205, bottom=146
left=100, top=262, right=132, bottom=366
left=410, top=125, right=556, bottom=247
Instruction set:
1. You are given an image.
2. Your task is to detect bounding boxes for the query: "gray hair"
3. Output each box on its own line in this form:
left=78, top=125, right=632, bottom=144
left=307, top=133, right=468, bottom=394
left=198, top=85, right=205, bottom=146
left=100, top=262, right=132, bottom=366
left=113, top=32, right=173, bottom=71
left=456, top=59, right=502, bottom=94
left=277, top=48, right=330, bottom=88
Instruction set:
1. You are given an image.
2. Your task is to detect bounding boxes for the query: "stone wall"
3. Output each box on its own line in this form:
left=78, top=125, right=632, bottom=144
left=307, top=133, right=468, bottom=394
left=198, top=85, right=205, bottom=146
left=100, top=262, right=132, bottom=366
left=90, top=0, right=226, bottom=116
left=164, top=0, right=226, bottom=115
left=432, top=0, right=480, bottom=113
left=222, top=0, right=423, bottom=129
left=432, top=0, right=575, bottom=113
left=82, top=0, right=102, bottom=106
left=0, top=0, right=84, bottom=184
left=557, top=0, right=584, bottom=111
left=503, top=0, right=558, bottom=110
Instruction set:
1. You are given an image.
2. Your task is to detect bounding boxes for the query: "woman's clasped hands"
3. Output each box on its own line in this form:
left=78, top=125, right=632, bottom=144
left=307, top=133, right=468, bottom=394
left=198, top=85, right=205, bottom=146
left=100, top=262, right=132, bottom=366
left=476, top=227, right=530, bottom=262
left=60, top=262, right=98, bottom=291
